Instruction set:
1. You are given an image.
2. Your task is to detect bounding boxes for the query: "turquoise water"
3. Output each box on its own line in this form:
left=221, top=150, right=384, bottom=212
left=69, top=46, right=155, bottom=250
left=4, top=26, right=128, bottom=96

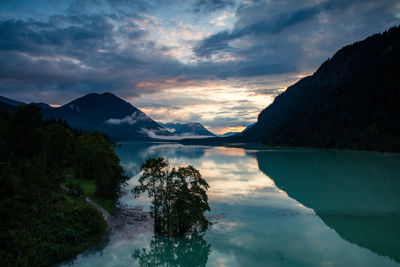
left=66, top=142, right=400, bottom=266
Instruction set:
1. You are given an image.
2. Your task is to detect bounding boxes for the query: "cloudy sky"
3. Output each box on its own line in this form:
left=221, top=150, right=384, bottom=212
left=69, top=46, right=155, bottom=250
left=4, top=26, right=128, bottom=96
left=0, top=0, right=399, bottom=134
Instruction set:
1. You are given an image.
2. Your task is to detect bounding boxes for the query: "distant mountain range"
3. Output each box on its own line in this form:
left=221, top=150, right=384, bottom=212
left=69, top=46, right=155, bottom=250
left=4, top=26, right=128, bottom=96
left=220, top=132, right=239, bottom=137
left=220, top=123, right=255, bottom=137
left=241, top=25, right=400, bottom=152
left=0, top=93, right=216, bottom=141
left=0, top=93, right=170, bottom=141
left=160, top=122, right=215, bottom=137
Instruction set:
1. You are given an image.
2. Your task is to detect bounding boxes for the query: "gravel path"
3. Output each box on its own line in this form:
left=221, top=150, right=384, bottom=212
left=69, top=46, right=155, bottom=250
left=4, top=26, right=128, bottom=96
left=85, top=197, right=110, bottom=221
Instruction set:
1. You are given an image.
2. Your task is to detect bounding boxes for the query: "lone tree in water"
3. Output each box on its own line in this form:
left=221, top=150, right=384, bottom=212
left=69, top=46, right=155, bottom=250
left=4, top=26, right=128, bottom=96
left=132, top=157, right=210, bottom=235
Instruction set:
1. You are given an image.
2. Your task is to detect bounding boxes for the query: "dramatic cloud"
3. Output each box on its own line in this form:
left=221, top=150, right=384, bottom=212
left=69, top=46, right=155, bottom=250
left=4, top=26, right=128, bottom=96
left=0, top=14, right=152, bottom=99
left=0, top=0, right=399, bottom=133
left=192, top=0, right=236, bottom=13
left=194, top=0, right=400, bottom=72
left=141, top=128, right=214, bottom=140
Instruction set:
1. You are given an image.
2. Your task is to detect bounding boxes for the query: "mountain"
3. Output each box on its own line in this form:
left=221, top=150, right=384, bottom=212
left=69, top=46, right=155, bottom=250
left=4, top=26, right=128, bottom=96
left=220, top=132, right=239, bottom=137
left=0, top=93, right=170, bottom=141
left=31, top=102, right=52, bottom=109
left=160, top=122, right=215, bottom=136
left=42, top=92, right=170, bottom=141
left=0, top=96, right=25, bottom=107
left=242, top=26, right=400, bottom=152
left=0, top=96, right=51, bottom=110
left=236, top=123, right=255, bottom=136
left=220, top=123, right=255, bottom=137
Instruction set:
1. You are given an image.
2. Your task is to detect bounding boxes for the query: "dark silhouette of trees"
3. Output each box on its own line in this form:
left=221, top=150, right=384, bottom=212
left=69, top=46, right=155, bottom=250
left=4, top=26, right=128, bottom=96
left=0, top=104, right=126, bottom=266
left=73, top=130, right=127, bottom=198
left=133, top=157, right=210, bottom=236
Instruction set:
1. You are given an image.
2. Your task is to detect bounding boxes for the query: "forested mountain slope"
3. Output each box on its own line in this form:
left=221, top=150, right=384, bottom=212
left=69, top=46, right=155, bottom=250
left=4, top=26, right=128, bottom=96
left=243, top=26, right=400, bottom=152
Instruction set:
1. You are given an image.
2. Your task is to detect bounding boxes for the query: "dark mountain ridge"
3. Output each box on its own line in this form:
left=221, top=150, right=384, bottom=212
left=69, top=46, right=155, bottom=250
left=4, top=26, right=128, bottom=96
left=44, top=92, right=171, bottom=141
left=46, top=92, right=139, bottom=127
left=0, top=96, right=50, bottom=109
left=220, top=132, right=239, bottom=137
left=0, top=92, right=170, bottom=141
left=242, top=25, right=400, bottom=152
left=0, top=96, right=25, bottom=107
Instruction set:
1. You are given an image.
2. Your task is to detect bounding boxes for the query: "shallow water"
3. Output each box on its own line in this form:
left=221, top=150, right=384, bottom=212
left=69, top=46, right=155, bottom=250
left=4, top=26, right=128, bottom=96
left=65, top=142, right=400, bottom=267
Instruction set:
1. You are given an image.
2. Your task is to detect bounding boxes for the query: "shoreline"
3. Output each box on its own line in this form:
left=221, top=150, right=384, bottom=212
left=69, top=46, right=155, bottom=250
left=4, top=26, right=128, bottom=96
left=60, top=203, right=153, bottom=266
left=85, top=197, right=110, bottom=221
left=107, top=205, right=153, bottom=243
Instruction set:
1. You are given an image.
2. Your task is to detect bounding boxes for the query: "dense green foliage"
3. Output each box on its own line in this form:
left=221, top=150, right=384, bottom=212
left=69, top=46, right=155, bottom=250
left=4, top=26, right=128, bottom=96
left=133, top=157, right=210, bottom=236
left=73, top=130, right=127, bottom=198
left=243, top=26, right=400, bottom=152
left=0, top=191, right=106, bottom=266
left=0, top=104, right=126, bottom=266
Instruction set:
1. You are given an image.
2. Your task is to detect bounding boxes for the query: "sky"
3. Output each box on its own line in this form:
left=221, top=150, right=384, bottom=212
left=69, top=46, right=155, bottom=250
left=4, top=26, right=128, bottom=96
left=0, top=0, right=399, bottom=134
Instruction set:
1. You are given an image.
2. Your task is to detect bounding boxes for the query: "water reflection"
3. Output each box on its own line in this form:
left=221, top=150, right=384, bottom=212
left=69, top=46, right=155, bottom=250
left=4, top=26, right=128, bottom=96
left=65, top=143, right=400, bottom=267
left=118, top=144, right=282, bottom=207
left=255, top=149, right=400, bottom=263
left=117, top=142, right=208, bottom=176
left=132, top=233, right=211, bottom=267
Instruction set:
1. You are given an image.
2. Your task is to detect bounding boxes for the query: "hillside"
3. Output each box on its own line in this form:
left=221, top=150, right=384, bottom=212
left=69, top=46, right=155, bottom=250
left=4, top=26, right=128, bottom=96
left=0, top=96, right=25, bottom=107
left=243, top=26, right=400, bottom=152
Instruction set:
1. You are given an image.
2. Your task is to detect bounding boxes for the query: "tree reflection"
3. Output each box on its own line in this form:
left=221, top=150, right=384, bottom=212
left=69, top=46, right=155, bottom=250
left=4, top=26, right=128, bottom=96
left=132, top=232, right=211, bottom=267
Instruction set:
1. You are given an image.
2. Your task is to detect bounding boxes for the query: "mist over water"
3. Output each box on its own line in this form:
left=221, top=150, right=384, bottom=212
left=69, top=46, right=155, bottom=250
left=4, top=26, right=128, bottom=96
left=66, top=143, right=400, bottom=267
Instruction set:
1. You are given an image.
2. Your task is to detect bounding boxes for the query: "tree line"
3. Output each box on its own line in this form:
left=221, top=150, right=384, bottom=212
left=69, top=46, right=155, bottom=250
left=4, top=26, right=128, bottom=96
left=0, top=104, right=126, bottom=266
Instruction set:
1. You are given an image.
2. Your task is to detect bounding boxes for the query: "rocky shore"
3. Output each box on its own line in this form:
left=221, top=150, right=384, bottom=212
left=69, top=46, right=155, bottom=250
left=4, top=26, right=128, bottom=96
left=106, top=204, right=154, bottom=242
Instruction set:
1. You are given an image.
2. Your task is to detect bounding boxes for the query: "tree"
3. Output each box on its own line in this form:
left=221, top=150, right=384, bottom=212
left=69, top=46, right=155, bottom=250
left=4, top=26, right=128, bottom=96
left=41, top=124, right=73, bottom=183
left=172, top=166, right=210, bottom=234
left=9, top=104, right=43, bottom=163
left=73, top=130, right=127, bottom=198
left=132, top=157, right=210, bottom=236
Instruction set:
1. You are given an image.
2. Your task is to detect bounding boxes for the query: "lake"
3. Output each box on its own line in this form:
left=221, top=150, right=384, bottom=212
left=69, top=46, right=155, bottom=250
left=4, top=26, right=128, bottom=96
left=65, top=142, right=400, bottom=267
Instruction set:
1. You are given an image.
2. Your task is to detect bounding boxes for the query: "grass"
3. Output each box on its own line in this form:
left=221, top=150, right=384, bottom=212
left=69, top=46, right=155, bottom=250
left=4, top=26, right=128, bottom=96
left=66, top=178, right=116, bottom=215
